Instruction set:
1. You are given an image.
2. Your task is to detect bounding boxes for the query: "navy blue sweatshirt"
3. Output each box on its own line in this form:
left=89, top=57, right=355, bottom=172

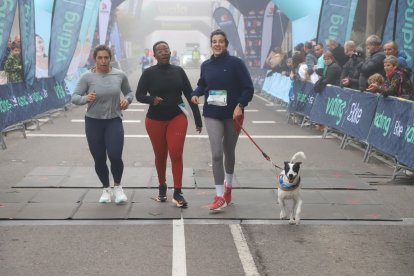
left=192, top=51, right=254, bottom=119
left=136, top=63, right=202, bottom=128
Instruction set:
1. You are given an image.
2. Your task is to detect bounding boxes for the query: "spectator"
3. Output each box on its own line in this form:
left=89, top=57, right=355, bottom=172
left=170, top=50, right=180, bottom=65
left=367, top=55, right=413, bottom=100
left=289, top=53, right=304, bottom=81
left=321, top=51, right=342, bottom=86
left=4, top=42, right=23, bottom=83
left=358, top=35, right=386, bottom=91
left=265, top=47, right=288, bottom=75
left=341, top=40, right=365, bottom=90
left=367, top=73, right=384, bottom=89
left=139, top=48, right=154, bottom=72
left=383, top=40, right=408, bottom=68
left=303, top=41, right=317, bottom=76
left=326, top=39, right=349, bottom=68
left=313, top=42, right=325, bottom=76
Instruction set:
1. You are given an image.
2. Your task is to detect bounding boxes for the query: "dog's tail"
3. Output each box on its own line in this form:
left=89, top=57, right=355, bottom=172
left=290, top=151, right=306, bottom=163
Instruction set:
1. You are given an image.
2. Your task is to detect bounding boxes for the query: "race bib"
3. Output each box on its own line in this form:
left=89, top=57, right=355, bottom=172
left=207, top=90, right=227, bottom=106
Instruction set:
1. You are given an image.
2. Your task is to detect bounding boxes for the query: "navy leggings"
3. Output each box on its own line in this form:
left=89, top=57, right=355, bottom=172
left=85, top=117, right=124, bottom=188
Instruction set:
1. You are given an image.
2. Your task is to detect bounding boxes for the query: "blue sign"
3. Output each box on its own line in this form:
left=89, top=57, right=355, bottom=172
left=49, top=0, right=86, bottom=82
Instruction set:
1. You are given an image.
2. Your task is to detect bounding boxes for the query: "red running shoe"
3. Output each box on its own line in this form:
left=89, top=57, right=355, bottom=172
left=209, top=196, right=227, bottom=211
left=223, top=184, right=232, bottom=204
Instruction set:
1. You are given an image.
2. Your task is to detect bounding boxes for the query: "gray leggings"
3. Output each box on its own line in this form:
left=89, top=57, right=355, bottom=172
left=204, top=117, right=239, bottom=186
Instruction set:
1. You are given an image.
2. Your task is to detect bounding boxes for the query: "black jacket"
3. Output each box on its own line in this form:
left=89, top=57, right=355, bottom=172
left=341, top=54, right=365, bottom=90
left=359, top=49, right=386, bottom=91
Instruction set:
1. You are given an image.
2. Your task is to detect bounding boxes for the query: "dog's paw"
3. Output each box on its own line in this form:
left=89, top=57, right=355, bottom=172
left=289, top=219, right=295, bottom=225
left=280, top=211, right=287, bottom=220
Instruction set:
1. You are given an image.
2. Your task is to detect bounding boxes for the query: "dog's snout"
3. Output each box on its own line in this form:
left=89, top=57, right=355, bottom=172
left=288, top=174, right=294, bottom=178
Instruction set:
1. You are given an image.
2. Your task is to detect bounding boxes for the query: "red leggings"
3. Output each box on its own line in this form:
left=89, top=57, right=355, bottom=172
left=145, top=113, right=188, bottom=189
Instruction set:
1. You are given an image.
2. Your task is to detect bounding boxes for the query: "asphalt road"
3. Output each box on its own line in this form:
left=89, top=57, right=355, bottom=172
left=0, top=67, right=413, bottom=276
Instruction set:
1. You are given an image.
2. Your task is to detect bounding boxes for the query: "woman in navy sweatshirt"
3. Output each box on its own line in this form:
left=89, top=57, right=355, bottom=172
left=191, top=29, right=254, bottom=211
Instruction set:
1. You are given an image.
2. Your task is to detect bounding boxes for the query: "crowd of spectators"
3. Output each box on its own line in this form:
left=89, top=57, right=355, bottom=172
left=268, top=34, right=413, bottom=101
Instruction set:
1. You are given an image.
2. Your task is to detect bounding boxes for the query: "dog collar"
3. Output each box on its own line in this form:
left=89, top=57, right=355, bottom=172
left=278, top=175, right=300, bottom=191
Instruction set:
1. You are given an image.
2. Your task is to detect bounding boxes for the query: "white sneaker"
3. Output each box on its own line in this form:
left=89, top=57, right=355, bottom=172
left=99, top=188, right=112, bottom=203
left=114, top=185, right=127, bottom=204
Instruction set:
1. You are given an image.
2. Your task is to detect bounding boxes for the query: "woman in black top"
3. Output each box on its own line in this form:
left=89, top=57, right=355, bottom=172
left=136, top=41, right=202, bottom=208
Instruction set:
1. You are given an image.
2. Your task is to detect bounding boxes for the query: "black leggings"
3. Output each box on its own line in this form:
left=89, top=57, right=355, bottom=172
left=85, top=117, right=124, bottom=188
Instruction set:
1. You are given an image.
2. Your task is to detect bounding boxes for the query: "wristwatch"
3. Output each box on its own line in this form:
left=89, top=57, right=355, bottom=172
left=237, top=103, right=244, bottom=109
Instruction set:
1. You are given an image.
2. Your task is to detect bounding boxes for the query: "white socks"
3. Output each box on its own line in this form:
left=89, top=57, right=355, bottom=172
left=225, top=173, right=233, bottom=187
left=215, top=185, right=224, bottom=197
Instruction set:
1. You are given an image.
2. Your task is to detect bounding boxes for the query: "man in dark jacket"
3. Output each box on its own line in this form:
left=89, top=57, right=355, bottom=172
left=358, top=35, right=386, bottom=91
left=326, top=39, right=348, bottom=68
left=341, top=40, right=365, bottom=90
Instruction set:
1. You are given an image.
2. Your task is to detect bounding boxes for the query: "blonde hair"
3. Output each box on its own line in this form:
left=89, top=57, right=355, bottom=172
left=368, top=73, right=384, bottom=86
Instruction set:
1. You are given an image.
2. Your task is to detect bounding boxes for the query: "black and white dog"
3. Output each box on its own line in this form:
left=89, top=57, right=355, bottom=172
left=278, top=151, right=306, bottom=225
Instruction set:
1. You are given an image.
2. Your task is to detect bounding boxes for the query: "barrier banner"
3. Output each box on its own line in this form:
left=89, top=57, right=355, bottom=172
left=250, top=68, right=267, bottom=91
left=0, top=78, right=67, bottom=131
left=397, top=101, right=414, bottom=168
left=18, top=0, right=36, bottom=86
left=367, top=97, right=412, bottom=158
left=49, top=0, right=86, bottom=82
left=212, top=7, right=244, bottom=58
left=0, top=1, right=18, bottom=69
left=269, top=73, right=291, bottom=103
left=288, top=80, right=316, bottom=116
left=310, top=85, right=352, bottom=129
left=339, top=89, right=378, bottom=140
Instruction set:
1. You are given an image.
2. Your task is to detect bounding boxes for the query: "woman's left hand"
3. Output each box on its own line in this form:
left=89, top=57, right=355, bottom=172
left=120, top=99, right=129, bottom=110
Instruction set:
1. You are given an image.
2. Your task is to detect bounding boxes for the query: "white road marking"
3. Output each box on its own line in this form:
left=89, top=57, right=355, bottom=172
left=173, top=217, right=187, bottom=276
left=244, top=109, right=258, bottom=112
left=125, top=109, right=145, bottom=112
left=26, top=133, right=326, bottom=139
left=130, top=103, right=146, bottom=106
left=71, top=119, right=141, bottom=123
left=254, top=93, right=273, bottom=105
left=252, top=121, right=275, bottom=124
left=230, top=224, right=260, bottom=276
left=275, top=109, right=287, bottom=112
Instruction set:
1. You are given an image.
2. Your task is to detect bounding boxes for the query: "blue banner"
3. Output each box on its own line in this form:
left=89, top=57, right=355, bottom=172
left=0, top=0, right=18, bottom=69
left=18, top=0, right=36, bottom=86
left=212, top=7, right=244, bottom=58
left=339, top=89, right=378, bottom=140
left=0, top=78, right=67, bottom=131
left=49, top=0, right=86, bottom=82
left=288, top=80, right=316, bottom=117
left=367, top=97, right=412, bottom=158
left=395, top=0, right=414, bottom=78
left=317, top=0, right=356, bottom=45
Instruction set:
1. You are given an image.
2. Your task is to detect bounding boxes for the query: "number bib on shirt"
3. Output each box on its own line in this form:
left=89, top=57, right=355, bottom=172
left=207, top=90, right=227, bottom=106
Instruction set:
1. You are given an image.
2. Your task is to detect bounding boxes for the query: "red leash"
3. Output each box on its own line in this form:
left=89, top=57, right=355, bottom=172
left=235, top=119, right=283, bottom=170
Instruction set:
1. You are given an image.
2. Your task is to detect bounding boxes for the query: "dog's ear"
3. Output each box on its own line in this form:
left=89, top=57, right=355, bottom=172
left=293, top=162, right=302, bottom=171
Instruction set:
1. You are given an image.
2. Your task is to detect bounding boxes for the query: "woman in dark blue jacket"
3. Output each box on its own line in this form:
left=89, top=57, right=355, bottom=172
left=191, top=29, right=254, bottom=211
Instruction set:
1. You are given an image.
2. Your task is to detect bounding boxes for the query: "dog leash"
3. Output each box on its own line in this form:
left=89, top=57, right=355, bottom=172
left=235, top=119, right=283, bottom=170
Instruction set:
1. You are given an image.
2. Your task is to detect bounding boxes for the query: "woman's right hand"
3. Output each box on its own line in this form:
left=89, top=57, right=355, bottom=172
left=153, top=96, right=163, bottom=105
left=191, top=96, right=199, bottom=104
left=86, top=91, right=97, bottom=103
